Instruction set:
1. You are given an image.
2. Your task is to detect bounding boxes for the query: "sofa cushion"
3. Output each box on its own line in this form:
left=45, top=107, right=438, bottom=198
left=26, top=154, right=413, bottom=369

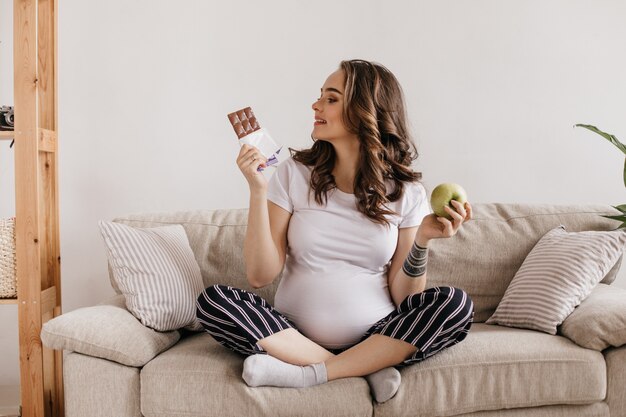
left=64, top=351, right=141, bottom=417
left=449, top=403, right=608, bottom=417
left=559, top=283, right=626, bottom=350
left=485, top=226, right=626, bottom=334
left=99, top=221, right=205, bottom=331
left=112, top=209, right=281, bottom=305
left=604, top=346, right=626, bottom=417
left=426, top=204, right=623, bottom=322
left=41, top=295, right=180, bottom=367
left=375, top=323, right=606, bottom=417
left=140, top=334, right=373, bottom=417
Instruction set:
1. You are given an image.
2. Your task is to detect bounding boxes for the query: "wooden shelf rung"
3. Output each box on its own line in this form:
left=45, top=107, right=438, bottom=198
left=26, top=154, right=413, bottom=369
left=0, top=131, right=14, bottom=140
left=0, top=130, right=58, bottom=149
left=41, top=286, right=57, bottom=315
left=0, top=298, right=18, bottom=305
left=39, top=128, right=57, bottom=152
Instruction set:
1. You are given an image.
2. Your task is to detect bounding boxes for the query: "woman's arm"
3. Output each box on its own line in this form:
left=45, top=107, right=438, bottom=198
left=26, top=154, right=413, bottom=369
left=387, top=226, right=426, bottom=306
left=388, top=200, right=472, bottom=306
left=236, top=143, right=292, bottom=289
left=244, top=193, right=291, bottom=289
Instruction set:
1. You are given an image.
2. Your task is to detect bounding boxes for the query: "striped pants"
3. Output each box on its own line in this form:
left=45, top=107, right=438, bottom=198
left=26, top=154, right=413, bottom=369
left=196, top=285, right=474, bottom=366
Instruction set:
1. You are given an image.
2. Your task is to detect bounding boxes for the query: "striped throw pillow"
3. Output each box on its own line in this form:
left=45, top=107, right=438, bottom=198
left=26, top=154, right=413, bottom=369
left=98, top=221, right=205, bottom=332
left=486, top=225, right=626, bottom=334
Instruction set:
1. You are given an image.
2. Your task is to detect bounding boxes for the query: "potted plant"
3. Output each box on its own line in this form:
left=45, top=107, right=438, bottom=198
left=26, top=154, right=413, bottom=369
left=575, top=124, right=626, bottom=228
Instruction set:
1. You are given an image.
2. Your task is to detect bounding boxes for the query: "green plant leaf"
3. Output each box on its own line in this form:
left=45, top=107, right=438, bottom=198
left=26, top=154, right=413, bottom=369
left=612, top=204, right=626, bottom=213
left=574, top=124, right=626, bottom=155
left=623, top=157, right=626, bottom=188
left=601, top=214, right=626, bottom=222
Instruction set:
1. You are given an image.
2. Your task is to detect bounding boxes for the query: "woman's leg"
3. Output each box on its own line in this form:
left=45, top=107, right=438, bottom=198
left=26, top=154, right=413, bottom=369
left=325, top=286, right=474, bottom=380
left=196, top=284, right=335, bottom=364
left=196, top=284, right=297, bottom=356
left=257, top=328, right=335, bottom=365
left=324, top=335, right=415, bottom=380
left=393, top=286, right=474, bottom=365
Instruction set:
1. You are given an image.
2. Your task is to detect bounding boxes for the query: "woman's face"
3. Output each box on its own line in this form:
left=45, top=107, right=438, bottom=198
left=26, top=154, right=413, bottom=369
left=311, top=69, right=356, bottom=144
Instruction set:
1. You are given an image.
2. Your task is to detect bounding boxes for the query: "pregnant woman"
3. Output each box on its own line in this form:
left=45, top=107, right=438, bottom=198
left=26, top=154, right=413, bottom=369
left=196, top=59, right=474, bottom=403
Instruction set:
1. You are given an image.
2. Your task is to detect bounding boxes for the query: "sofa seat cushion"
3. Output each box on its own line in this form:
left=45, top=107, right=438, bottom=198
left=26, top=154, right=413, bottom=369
left=376, top=323, right=606, bottom=417
left=140, top=333, right=373, bottom=417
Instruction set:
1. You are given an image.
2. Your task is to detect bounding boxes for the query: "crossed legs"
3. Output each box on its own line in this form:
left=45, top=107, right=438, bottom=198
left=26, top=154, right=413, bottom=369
left=256, top=327, right=416, bottom=379
left=196, top=285, right=474, bottom=402
left=248, top=328, right=411, bottom=401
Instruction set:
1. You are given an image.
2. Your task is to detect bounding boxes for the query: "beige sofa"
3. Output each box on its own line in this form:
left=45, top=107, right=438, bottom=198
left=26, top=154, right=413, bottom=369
left=42, top=203, right=626, bottom=417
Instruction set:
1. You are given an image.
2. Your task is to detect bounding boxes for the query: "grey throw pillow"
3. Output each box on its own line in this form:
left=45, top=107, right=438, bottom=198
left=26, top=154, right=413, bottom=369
left=41, top=295, right=180, bottom=366
left=559, top=283, right=626, bottom=350
left=486, top=225, right=626, bottom=334
left=98, top=221, right=205, bottom=331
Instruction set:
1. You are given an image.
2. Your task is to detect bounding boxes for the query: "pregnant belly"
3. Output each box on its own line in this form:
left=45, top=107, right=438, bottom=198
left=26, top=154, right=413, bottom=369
left=274, top=267, right=396, bottom=349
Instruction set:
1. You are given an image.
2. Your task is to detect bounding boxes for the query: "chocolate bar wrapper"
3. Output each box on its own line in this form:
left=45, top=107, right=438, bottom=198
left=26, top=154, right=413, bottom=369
left=238, top=127, right=279, bottom=159
left=227, top=106, right=282, bottom=171
left=238, top=127, right=282, bottom=171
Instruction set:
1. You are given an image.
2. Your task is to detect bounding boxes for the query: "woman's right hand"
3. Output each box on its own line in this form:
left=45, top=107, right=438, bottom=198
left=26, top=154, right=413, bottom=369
left=237, top=144, right=269, bottom=192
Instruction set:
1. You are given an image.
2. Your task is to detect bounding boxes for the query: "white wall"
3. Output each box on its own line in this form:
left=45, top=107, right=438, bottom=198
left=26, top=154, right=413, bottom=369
left=1, top=0, right=625, bottom=387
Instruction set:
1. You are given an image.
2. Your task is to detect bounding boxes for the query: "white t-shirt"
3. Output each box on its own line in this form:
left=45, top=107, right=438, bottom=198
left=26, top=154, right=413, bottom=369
left=266, top=157, right=431, bottom=349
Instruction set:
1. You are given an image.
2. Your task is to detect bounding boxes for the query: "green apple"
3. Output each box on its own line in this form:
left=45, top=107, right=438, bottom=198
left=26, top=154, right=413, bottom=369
left=430, top=183, right=468, bottom=219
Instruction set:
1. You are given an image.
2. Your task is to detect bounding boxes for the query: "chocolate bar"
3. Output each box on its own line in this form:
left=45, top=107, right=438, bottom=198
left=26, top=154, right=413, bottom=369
left=227, top=106, right=282, bottom=171
left=227, top=107, right=261, bottom=139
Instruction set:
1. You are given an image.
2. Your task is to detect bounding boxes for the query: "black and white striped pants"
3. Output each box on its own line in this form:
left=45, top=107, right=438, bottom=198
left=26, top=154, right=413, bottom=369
left=196, top=285, right=474, bottom=366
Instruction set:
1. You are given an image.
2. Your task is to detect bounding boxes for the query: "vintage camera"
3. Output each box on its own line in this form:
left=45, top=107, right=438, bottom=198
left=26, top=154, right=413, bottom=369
left=0, top=105, right=14, bottom=131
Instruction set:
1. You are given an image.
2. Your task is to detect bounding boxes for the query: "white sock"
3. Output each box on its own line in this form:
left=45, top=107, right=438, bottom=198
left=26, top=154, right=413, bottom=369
left=242, top=354, right=327, bottom=388
left=365, top=367, right=401, bottom=403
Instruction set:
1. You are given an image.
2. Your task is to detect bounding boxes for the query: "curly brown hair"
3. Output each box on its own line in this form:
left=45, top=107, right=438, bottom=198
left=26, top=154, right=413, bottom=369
left=289, top=59, right=422, bottom=227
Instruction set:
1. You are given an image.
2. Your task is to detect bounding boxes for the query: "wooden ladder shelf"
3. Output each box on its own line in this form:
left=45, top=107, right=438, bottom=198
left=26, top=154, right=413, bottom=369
left=8, top=0, right=64, bottom=415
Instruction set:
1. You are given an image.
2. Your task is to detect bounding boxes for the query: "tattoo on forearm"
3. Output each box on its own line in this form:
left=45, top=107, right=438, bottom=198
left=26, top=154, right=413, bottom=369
left=402, top=242, right=428, bottom=278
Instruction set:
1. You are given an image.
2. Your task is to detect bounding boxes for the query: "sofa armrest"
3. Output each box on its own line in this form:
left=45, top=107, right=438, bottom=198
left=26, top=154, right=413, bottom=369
left=558, top=283, right=626, bottom=351
left=41, top=294, right=181, bottom=367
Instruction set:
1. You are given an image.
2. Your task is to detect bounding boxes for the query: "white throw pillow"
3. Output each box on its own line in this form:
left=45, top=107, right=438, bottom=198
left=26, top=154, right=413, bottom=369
left=98, top=221, right=204, bottom=331
left=486, top=225, right=626, bottom=334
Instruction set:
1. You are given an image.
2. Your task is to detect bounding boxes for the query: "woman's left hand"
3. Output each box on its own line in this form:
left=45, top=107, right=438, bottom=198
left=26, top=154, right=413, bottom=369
left=416, top=200, right=473, bottom=245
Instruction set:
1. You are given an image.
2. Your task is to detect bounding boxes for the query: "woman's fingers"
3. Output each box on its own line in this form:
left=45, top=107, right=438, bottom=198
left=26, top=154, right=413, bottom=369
left=440, top=199, right=472, bottom=235
left=237, top=145, right=267, bottom=169
left=465, top=202, right=473, bottom=220
left=449, top=200, right=467, bottom=218
left=432, top=200, right=474, bottom=239
left=447, top=199, right=473, bottom=226
left=444, top=204, right=463, bottom=229
left=436, top=216, right=454, bottom=236
left=244, top=155, right=266, bottom=171
left=237, top=145, right=255, bottom=163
